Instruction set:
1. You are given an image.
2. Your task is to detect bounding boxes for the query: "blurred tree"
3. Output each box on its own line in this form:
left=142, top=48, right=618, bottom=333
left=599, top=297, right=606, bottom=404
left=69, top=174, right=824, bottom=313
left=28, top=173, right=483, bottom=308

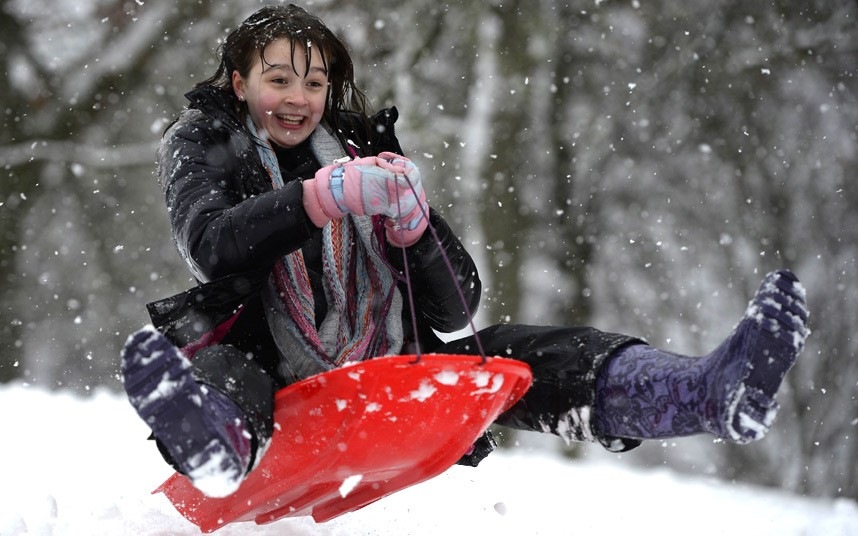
left=0, top=0, right=228, bottom=389
left=577, top=0, right=858, bottom=500
left=0, top=0, right=40, bottom=383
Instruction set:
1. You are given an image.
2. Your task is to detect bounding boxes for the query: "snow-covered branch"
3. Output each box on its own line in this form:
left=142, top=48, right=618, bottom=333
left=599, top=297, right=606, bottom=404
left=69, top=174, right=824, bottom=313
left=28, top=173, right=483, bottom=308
left=62, top=1, right=176, bottom=101
left=0, top=139, right=157, bottom=168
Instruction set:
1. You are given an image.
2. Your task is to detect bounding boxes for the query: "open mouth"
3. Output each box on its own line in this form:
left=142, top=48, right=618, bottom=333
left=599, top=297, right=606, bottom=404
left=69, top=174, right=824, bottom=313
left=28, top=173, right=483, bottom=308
left=276, top=114, right=305, bottom=127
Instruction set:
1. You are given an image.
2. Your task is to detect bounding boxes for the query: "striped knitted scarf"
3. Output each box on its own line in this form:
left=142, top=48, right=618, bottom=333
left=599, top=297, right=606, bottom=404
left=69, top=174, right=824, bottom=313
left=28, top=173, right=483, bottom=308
left=248, top=118, right=404, bottom=383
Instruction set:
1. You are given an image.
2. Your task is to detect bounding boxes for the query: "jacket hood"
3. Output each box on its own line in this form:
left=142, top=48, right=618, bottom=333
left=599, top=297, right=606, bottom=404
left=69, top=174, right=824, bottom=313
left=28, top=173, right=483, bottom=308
left=184, top=85, right=246, bottom=132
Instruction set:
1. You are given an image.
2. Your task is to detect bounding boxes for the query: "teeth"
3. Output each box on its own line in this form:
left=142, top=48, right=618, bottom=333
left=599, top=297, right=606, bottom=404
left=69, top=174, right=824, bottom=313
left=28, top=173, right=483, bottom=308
left=277, top=114, right=303, bottom=125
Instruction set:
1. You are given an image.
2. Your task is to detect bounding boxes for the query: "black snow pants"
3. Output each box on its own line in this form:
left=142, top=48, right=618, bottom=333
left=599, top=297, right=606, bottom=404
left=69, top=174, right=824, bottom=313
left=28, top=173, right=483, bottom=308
left=175, top=322, right=643, bottom=472
left=437, top=324, right=642, bottom=452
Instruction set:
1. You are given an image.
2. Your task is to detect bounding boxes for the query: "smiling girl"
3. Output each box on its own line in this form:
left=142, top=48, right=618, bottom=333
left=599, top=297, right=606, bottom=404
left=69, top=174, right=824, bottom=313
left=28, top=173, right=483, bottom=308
left=121, top=4, right=809, bottom=499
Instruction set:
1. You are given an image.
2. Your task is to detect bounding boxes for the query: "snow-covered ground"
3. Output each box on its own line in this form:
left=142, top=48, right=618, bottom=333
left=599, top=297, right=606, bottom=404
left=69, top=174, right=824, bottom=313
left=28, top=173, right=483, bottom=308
left=2, top=384, right=857, bottom=536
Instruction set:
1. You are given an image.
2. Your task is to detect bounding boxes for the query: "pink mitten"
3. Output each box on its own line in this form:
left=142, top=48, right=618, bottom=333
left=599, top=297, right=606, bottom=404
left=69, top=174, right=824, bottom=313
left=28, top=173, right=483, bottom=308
left=305, top=156, right=400, bottom=217
left=302, top=154, right=428, bottom=246
left=378, top=152, right=429, bottom=247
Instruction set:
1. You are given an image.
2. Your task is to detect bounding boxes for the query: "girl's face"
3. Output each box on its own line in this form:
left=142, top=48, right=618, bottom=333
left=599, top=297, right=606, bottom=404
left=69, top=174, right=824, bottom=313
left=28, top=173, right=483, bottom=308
left=232, top=38, right=328, bottom=148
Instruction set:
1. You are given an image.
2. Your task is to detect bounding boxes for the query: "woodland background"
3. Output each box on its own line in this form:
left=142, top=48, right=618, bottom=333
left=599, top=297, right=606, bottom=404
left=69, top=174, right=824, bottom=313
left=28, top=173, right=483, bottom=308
left=1, top=0, right=856, bottom=501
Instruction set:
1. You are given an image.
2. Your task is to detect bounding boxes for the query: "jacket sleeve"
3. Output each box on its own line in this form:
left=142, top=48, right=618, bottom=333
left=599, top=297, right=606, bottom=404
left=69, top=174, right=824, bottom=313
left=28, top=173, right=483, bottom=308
left=387, top=208, right=482, bottom=333
left=354, top=108, right=481, bottom=333
left=157, top=112, right=315, bottom=283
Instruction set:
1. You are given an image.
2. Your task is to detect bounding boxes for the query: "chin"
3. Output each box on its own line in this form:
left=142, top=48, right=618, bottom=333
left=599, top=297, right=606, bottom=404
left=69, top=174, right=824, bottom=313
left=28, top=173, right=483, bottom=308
left=274, top=133, right=309, bottom=148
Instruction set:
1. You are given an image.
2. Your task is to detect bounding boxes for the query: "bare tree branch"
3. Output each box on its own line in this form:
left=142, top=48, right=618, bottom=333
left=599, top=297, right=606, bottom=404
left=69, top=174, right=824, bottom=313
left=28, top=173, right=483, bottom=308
left=0, top=140, right=157, bottom=168
left=63, top=1, right=176, bottom=101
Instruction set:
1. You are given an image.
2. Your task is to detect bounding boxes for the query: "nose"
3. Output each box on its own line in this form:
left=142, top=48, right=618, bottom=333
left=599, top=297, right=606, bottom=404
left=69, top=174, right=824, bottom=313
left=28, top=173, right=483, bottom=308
left=284, top=85, right=308, bottom=107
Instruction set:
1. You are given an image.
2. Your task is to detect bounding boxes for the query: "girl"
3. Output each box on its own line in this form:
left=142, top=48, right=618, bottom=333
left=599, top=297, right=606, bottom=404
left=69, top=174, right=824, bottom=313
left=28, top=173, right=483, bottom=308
left=121, top=4, right=809, bottom=498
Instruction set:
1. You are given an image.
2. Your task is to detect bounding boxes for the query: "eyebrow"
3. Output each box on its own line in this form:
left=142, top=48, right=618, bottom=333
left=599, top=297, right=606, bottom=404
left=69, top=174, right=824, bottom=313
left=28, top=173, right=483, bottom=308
left=262, top=63, right=328, bottom=76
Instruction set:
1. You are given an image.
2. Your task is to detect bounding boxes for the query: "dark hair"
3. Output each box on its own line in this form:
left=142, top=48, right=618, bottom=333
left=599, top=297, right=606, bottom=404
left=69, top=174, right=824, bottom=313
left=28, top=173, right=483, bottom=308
left=198, top=4, right=371, bottom=129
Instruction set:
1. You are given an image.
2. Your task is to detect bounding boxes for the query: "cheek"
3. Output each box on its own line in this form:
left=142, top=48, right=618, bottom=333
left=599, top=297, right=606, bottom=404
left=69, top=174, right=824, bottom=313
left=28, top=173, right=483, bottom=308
left=308, top=95, right=327, bottom=126
left=252, top=92, right=281, bottom=117
left=310, top=93, right=328, bottom=115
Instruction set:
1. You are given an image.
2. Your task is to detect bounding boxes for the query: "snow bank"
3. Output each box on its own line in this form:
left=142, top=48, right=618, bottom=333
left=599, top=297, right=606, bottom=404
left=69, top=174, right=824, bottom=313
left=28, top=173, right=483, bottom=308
left=2, top=384, right=856, bottom=535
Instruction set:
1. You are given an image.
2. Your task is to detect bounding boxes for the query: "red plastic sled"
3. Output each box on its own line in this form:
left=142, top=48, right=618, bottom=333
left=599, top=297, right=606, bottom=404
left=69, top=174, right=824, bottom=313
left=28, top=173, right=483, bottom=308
left=155, top=353, right=532, bottom=532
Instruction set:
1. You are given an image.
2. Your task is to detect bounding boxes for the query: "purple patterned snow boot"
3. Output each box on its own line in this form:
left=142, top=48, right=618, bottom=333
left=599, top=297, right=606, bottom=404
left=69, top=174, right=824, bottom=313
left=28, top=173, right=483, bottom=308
left=594, top=269, right=810, bottom=444
left=120, top=326, right=252, bottom=497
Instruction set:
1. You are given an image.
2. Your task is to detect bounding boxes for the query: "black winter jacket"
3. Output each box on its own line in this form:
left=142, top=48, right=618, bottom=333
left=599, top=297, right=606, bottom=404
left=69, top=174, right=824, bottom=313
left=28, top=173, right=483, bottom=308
left=148, top=86, right=482, bottom=388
